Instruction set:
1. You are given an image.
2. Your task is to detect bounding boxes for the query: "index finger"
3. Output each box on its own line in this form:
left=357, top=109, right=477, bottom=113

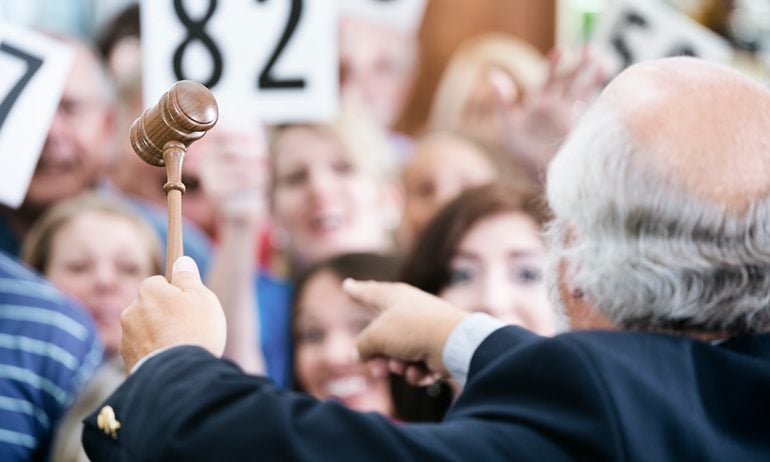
left=342, top=278, right=394, bottom=313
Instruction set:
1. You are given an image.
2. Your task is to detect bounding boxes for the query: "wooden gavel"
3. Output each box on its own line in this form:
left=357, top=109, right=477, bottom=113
left=130, top=81, right=218, bottom=279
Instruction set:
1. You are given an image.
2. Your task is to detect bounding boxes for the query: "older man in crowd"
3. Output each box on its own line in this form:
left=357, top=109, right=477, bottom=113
left=0, top=36, right=114, bottom=256
left=0, top=32, right=213, bottom=273
left=83, top=56, right=770, bottom=461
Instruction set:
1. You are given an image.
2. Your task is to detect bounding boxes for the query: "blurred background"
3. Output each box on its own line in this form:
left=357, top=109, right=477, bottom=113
left=2, top=0, right=768, bottom=135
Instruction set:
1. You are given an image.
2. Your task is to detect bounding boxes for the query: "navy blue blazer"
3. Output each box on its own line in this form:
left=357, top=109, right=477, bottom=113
left=83, top=326, right=770, bottom=461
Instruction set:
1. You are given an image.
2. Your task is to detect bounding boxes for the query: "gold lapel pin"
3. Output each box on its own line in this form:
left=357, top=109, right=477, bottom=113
left=97, top=405, right=121, bottom=439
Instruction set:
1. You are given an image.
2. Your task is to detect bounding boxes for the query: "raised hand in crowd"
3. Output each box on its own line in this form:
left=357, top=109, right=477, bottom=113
left=198, top=123, right=271, bottom=374
left=198, top=124, right=271, bottom=228
left=478, top=47, right=608, bottom=176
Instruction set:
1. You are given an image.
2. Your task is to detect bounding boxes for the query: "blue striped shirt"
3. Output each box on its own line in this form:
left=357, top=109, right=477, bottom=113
left=0, top=251, right=103, bottom=462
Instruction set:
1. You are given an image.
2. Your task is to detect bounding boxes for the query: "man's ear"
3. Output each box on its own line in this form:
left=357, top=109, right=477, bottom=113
left=560, top=276, right=611, bottom=330
left=557, top=228, right=614, bottom=331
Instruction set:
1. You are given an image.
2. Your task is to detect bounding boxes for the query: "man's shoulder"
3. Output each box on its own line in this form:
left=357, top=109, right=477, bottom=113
left=545, top=329, right=711, bottom=370
left=540, top=329, right=770, bottom=400
left=463, top=327, right=770, bottom=461
left=476, top=326, right=758, bottom=383
left=555, top=328, right=684, bottom=348
left=0, top=253, right=104, bottom=460
left=0, top=251, right=103, bottom=381
left=554, top=328, right=759, bottom=358
left=0, top=251, right=98, bottom=332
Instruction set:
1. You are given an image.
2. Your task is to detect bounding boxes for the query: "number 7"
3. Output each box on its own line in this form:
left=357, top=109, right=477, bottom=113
left=0, top=42, right=44, bottom=131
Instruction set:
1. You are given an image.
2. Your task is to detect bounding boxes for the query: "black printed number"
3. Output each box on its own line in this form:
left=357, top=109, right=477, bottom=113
left=255, top=0, right=306, bottom=90
left=610, top=10, right=648, bottom=70
left=610, top=9, right=700, bottom=72
left=171, top=0, right=306, bottom=91
left=666, top=43, right=697, bottom=58
left=0, top=42, right=43, bottom=131
left=172, top=0, right=224, bottom=88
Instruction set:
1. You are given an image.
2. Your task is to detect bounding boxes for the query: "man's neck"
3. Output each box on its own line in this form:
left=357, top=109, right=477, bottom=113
left=643, top=327, right=741, bottom=343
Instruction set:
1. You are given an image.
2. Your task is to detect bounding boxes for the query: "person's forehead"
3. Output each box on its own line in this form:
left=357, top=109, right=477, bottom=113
left=50, top=212, right=148, bottom=256
left=412, top=135, right=490, bottom=166
left=296, top=271, right=372, bottom=321
left=458, top=212, right=543, bottom=251
left=274, top=128, right=338, bottom=160
left=63, top=47, right=104, bottom=98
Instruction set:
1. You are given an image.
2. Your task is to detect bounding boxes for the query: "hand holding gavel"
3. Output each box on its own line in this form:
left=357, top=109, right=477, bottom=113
left=130, top=81, right=218, bottom=279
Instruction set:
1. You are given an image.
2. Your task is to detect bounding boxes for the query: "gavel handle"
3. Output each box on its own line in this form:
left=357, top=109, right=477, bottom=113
left=163, top=141, right=187, bottom=280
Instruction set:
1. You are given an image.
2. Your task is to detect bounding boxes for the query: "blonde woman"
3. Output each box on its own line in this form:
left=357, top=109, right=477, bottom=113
left=22, top=193, right=162, bottom=357
left=269, top=109, right=403, bottom=271
left=429, top=32, right=546, bottom=142
left=203, top=109, right=403, bottom=389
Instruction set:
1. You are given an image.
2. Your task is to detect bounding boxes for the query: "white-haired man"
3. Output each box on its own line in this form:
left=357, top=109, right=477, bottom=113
left=83, top=57, right=770, bottom=461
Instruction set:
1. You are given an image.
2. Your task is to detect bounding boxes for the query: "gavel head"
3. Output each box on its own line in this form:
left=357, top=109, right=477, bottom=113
left=130, top=80, right=218, bottom=166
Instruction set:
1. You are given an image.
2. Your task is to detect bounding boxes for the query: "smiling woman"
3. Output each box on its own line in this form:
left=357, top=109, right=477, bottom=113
left=439, top=210, right=552, bottom=329
left=291, top=253, right=401, bottom=416
left=393, top=181, right=557, bottom=422
left=269, top=109, right=402, bottom=274
left=402, top=181, right=556, bottom=334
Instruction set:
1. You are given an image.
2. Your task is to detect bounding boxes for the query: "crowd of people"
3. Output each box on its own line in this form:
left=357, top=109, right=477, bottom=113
left=1, top=2, right=769, bottom=461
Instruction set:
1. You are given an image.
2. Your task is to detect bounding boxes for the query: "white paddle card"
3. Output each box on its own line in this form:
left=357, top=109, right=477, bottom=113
left=591, top=0, right=733, bottom=74
left=0, top=21, right=73, bottom=208
left=141, top=0, right=338, bottom=123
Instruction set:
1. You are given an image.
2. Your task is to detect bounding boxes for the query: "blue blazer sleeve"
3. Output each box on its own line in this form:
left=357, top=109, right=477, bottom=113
left=83, top=330, right=624, bottom=461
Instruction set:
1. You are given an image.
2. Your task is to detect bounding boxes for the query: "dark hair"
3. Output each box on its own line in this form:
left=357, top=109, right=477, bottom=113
left=393, top=181, right=549, bottom=422
left=292, top=252, right=401, bottom=309
left=290, top=252, right=451, bottom=422
left=96, top=3, right=140, bottom=60
left=290, top=252, right=400, bottom=387
left=402, top=181, right=549, bottom=295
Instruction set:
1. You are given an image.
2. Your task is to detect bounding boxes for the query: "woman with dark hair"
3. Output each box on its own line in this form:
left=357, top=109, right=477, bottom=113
left=403, top=181, right=554, bottom=330
left=395, top=181, right=557, bottom=421
left=291, top=253, right=412, bottom=417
